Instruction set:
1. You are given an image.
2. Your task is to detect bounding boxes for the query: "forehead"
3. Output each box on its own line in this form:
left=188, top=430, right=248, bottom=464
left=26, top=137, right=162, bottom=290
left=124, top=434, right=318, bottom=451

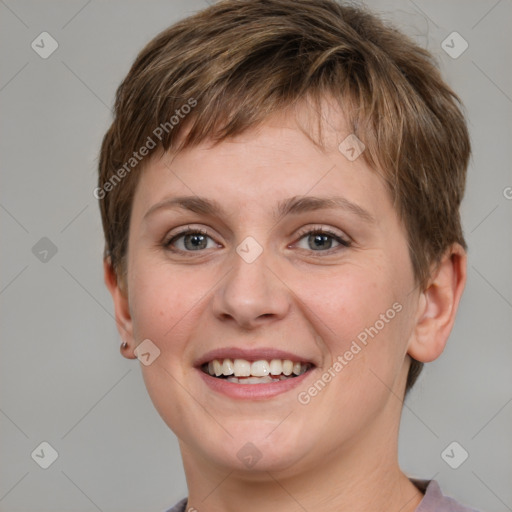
left=126, top=110, right=413, bottom=288
left=130, top=106, right=392, bottom=225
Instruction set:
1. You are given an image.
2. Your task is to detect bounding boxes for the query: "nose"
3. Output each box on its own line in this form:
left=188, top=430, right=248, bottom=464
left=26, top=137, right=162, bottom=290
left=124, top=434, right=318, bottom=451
left=212, top=245, right=290, bottom=330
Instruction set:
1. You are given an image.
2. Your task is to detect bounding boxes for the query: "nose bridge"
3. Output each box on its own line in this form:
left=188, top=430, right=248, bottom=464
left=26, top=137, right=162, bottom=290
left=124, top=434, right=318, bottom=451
left=212, top=236, right=289, bottom=328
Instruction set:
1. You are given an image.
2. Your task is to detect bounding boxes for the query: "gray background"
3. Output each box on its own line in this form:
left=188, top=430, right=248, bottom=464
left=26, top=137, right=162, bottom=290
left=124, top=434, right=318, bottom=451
left=0, top=0, right=511, bottom=511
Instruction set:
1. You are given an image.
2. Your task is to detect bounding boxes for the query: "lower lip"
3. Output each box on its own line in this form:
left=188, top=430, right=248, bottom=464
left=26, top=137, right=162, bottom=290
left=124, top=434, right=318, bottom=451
left=197, top=368, right=315, bottom=399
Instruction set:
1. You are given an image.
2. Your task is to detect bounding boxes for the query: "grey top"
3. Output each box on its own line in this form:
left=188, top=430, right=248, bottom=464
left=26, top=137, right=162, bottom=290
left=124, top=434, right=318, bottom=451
left=163, top=479, right=480, bottom=512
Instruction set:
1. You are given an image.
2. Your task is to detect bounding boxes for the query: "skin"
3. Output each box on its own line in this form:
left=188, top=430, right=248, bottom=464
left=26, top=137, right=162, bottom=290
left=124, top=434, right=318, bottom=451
left=105, top=104, right=466, bottom=512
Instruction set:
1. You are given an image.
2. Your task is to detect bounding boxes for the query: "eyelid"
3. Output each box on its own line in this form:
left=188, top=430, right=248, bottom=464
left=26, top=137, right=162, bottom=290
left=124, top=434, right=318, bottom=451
left=163, top=225, right=220, bottom=248
left=293, top=224, right=351, bottom=247
left=163, top=224, right=351, bottom=253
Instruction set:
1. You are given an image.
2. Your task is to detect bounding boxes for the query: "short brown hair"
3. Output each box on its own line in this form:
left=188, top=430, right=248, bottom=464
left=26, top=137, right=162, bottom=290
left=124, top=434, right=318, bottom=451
left=97, top=0, right=471, bottom=393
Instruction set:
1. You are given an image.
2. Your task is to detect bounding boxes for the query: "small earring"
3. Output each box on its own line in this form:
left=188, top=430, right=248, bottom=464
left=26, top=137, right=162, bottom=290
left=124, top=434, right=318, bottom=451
left=121, top=341, right=128, bottom=350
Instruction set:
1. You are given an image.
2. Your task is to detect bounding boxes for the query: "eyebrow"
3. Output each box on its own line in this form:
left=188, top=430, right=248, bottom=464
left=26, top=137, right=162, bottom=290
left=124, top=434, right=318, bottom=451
left=143, top=195, right=375, bottom=223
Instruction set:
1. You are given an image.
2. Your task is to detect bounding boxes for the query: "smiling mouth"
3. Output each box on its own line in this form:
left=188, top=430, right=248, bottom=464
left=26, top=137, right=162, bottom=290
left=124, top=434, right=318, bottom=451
left=201, top=358, right=313, bottom=384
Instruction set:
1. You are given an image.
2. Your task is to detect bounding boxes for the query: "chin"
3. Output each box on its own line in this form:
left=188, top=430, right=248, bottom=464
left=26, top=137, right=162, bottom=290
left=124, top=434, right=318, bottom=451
left=190, top=420, right=314, bottom=475
left=206, top=440, right=309, bottom=476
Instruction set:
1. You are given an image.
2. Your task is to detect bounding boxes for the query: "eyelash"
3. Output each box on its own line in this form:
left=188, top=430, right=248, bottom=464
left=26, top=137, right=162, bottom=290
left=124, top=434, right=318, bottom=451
left=295, top=226, right=351, bottom=252
left=163, top=225, right=351, bottom=255
left=163, top=227, right=210, bottom=251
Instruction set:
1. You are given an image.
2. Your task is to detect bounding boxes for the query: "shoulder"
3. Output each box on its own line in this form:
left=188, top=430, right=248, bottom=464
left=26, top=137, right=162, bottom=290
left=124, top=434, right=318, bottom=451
left=413, top=479, right=481, bottom=512
left=162, top=497, right=188, bottom=512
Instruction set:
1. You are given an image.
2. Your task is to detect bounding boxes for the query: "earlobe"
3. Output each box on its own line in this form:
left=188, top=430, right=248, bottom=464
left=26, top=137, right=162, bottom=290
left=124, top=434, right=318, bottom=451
left=103, top=258, right=137, bottom=359
left=407, top=244, right=467, bottom=363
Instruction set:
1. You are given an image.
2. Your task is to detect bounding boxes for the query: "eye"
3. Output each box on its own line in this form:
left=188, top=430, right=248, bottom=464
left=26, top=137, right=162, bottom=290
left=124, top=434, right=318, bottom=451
left=164, top=227, right=219, bottom=252
left=163, top=225, right=350, bottom=254
left=294, top=227, right=351, bottom=253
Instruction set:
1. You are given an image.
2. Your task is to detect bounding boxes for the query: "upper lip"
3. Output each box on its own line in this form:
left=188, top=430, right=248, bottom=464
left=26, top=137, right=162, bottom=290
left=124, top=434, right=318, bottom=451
left=194, top=347, right=317, bottom=368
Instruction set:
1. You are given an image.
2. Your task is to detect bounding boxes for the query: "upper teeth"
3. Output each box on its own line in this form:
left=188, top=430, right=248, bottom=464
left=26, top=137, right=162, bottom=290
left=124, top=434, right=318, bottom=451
left=206, top=358, right=310, bottom=377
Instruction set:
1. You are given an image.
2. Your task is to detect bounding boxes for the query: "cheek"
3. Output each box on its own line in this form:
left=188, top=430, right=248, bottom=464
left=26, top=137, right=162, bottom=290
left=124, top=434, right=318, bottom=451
left=128, top=262, right=196, bottom=355
left=294, top=270, right=408, bottom=420
left=127, top=265, right=205, bottom=435
left=297, top=266, right=401, bottom=345
left=129, top=241, right=199, bottom=313
left=293, top=263, right=410, bottom=403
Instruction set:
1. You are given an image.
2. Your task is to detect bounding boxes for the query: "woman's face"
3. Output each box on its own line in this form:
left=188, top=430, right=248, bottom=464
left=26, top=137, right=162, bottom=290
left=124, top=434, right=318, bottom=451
left=119, top=109, right=420, bottom=475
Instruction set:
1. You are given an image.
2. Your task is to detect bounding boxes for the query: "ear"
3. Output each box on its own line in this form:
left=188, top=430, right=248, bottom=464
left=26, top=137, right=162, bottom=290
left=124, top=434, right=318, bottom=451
left=407, top=244, right=467, bottom=363
left=103, top=258, right=137, bottom=359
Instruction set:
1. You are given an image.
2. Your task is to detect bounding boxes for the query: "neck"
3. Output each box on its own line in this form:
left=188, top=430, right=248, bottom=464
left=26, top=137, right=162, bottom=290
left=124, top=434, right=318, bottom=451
left=179, top=412, right=423, bottom=512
